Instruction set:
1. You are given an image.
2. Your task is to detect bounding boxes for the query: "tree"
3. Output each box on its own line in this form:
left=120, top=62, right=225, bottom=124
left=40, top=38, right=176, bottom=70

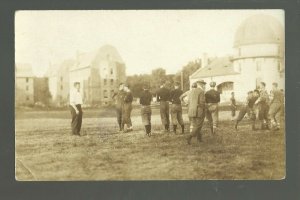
left=174, top=60, right=201, bottom=91
left=150, top=68, right=167, bottom=91
left=126, top=74, right=151, bottom=97
left=34, top=77, right=52, bottom=106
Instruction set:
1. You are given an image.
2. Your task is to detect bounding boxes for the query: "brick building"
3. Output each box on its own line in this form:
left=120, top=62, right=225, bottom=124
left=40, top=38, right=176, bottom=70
left=69, top=45, right=126, bottom=105
left=15, top=63, right=35, bottom=106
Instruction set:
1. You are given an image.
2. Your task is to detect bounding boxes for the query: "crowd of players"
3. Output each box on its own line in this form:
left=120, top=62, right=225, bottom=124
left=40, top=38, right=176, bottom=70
left=112, top=80, right=284, bottom=144
left=69, top=80, right=284, bottom=145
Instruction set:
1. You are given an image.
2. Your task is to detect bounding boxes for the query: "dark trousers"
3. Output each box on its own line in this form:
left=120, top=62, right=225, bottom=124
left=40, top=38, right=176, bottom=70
left=116, top=107, right=123, bottom=129
left=122, top=103, right=132, bottom=126
left=171, top=104, right=184, bottom=126
left=236, top=106, right=256, bottom=122
left=160, top=101, right=170, bottom=126
left=69, top=105, right=82, bottom=135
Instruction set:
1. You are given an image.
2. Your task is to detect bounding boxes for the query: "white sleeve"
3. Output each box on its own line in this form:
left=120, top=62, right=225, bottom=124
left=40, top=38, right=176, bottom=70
left=69, top=90, right=75, bottom=104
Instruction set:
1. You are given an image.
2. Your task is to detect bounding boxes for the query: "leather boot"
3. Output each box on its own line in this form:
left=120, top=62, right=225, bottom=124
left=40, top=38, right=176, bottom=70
left=235, top=121, right=238, bottom=130
left=187, top=135, right=192, bottom=145
left=173, top=125, right=177, bottom=134
left=197, top=132, right=202, bottom=143
left=165, top=124, right=169, bottom=132
left=210, top=126, right=214, bottom=135
left=181, top=125, right=185, bottom=134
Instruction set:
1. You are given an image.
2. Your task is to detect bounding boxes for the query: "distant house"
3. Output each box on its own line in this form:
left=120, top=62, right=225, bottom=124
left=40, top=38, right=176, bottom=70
left=47, top=59, right=75, bottom=106
left=69, top=45, right=126, bottom=105
left=15, top=63, right=35, bottom=106
left=190, top=14, right=284, bottom=102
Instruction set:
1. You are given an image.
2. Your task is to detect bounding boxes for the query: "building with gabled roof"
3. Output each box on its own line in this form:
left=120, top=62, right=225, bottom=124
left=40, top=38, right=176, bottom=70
left=190, top=14, right=284, bottom=102
left=69, top=45, right=126, bottom=105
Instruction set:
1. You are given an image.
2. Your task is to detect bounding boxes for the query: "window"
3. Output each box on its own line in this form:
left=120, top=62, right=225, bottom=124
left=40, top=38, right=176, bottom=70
left=60, top=76, right=63, bottom=82
left=256, top=61, right=261, bottom=71
left=26, top=78, right=29, bottom=83
left=61, top=85, right=63, bottom=90
left=110, top=68, right=113, bottom=75
left=111, top=79, right=114, bottom=85
left=26, top=96, right=29, bottom=101
left=104, top=79, right=107, bottom=85
left=26, top=86, right=29, bottom=91
left=103, top=90, right=108, bottom=98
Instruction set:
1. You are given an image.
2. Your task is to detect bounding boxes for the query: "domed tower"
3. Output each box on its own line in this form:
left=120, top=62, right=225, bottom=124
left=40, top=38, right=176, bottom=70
left=233, top=14, right=284, bottom=96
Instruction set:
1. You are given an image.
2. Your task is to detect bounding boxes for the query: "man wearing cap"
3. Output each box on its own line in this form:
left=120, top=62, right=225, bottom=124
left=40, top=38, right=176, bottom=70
left=205, top=81, right=221, bottom=135
left=112, top=83, right=126, bottom=131
left=268, top=82, right=283, bottom=130
left=257, top=82, right=271, bottom=130
left=186, top=80, right=206, bottom=144
left=69, top=82, right=83, bottom=136
left=156, top=81, right=171, bottom=132
left=139, top=84, right=153, bottom=136
left=170, top=82, right=184, bottom=134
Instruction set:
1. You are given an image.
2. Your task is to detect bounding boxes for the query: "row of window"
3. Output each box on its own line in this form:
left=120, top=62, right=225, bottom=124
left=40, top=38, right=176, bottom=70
left=103, top=79, right=114, bottom=85
left=103, top=90, right=115, bottom=98
left=237, top=60, right=282, bottom=72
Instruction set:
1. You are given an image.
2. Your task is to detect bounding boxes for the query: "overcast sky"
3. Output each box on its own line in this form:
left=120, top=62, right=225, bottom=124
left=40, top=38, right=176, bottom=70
left=15, top=10, right=284, bottom=76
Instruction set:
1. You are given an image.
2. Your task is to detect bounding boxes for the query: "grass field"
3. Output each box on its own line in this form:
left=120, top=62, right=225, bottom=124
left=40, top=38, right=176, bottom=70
left=15, top=107, right=285, bottom=180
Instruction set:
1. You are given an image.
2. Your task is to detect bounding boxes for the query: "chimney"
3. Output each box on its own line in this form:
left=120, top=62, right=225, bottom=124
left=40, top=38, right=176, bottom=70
left=202, top=53, right=208, bottom=67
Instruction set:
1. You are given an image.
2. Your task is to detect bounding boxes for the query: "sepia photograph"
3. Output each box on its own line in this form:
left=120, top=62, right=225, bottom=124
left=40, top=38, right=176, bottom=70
left=15, top=10, right=285, bottom=180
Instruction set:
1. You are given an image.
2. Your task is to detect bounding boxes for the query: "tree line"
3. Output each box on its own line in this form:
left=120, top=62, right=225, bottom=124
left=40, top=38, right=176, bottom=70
left=126, top=60, right=201, bottom=97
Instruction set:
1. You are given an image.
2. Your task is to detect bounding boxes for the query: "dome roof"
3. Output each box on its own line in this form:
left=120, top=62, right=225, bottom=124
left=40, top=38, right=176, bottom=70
left=234, top=14, right=284, bottom=47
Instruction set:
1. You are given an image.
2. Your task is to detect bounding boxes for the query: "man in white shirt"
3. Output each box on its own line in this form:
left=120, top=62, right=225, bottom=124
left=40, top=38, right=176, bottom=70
left=69, top=82, right=83, bottom=136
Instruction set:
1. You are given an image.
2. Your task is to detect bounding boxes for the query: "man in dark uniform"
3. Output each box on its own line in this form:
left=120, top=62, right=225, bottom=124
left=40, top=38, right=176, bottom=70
left=170, top=82, right=184, bottom=134
left=156, top=81, right=171, bottom=132
left=205, top=81, right=221, bottom=135
left=230, top=92, right=237, bottom=121
left=257, top=82, right=270, bottom=130
left=235, top=90, right=260, bottom=130
left=112, top=83, right=126, bottom=131
left=140, top=84, right=153, bottom=136
left=69, top=82, right=83, bottom=136
left=268, top=82, right=283, bottom=130
left=122, top=84, right=133, bottom=132
left=186, top=80, right=206, bottom=145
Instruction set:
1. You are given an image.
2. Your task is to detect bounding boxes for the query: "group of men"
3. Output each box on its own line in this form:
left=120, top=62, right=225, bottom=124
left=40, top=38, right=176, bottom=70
left=153, top=80, right=221, bottom=144
left=234, top=81, right=284, bottom=132
left=68, top=80, right=284, bottom=146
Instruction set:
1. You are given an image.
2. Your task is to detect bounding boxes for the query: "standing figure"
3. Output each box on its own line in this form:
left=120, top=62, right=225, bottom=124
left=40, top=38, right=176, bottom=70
left=180, top=82, right=197, bottom=133
left=230, top=92, right=237, bottom=121
left=156, top=81, right=171, bottom=132
left=122, top=85, right=133, bottom=132
left=69, top=82, right=83, bottom=136
left=268, top=82, right=283, bottom=130
left=170, top=82, right=184, bottom=134
left=140, top=84, right=152, bottom=136
left=112, top=83, right=126, bottom=131
left=186, top=80, right=206, bottom=145
left=205, top=81, right=221, bottom=135
left=257, top=82, right=271, bottom=130
left=235, top=90, right=260, bottom=130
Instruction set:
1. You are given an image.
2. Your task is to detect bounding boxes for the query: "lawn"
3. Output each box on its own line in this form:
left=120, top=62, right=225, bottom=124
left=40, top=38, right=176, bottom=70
left=15, top=107, right=285, bottom=180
